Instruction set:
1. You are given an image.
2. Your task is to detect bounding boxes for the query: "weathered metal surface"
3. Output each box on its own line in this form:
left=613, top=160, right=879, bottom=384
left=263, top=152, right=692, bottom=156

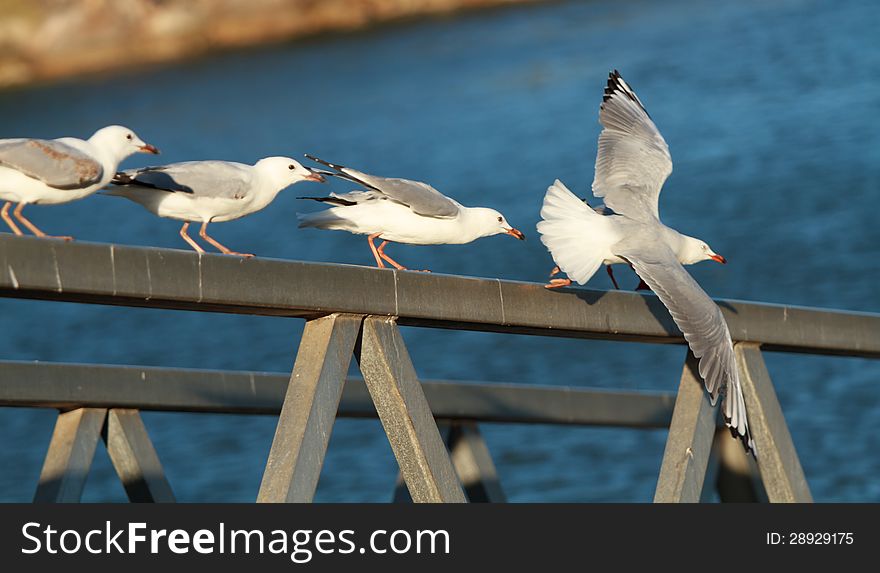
left=1, top=236, right=878, bottom=357
left=447, top=422, right=506, bottom=503
left=258, top=313, right=362, bottom=503
left=735, top=343, right=812, bottom=502
left=391, top=422, right=505, bottom=502
left=357, top=316, right=466, bottom=503
left=0, top=360, right=676, bottom=427
left=33, top=408, right=107, bottom=503
left=654, top=352, right=717, bottom=503
left=103, top=409, right=175, bottom=503
left=391, top=424, right=453, bottom=503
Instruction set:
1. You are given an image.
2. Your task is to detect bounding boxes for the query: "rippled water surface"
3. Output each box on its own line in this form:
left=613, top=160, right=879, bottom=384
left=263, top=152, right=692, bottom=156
left=1, top=0, right=878, bottom=501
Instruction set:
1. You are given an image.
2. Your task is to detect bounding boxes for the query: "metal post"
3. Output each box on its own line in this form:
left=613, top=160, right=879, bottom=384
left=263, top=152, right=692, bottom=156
left=103, top=409, right=175, bottom=502
left=357, top=316, right=466, bottom=503
left=735, top=342, right=812, bottom=502
left=448, top=422, right=506, bottom=502
left=257, top=313, right=363, bottom=503
left=714, top=428, right=765, bottom=502
left=34, top=408, right=107, bottom=502
left=654, top=351, right=716, bottom=503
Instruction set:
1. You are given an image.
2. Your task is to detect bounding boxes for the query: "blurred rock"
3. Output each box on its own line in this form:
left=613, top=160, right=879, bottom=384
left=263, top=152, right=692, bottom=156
left=0, top=0, right=539, bottom=88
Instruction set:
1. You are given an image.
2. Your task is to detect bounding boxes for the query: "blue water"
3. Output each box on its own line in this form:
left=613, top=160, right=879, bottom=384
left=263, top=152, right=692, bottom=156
left=1, top=0, right=878, bottom=502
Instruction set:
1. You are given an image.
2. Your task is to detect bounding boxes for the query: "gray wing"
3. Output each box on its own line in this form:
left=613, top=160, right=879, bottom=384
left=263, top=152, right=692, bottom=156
left=592, top=71, right=672, bottom=221
left=114, top=161, right=253, bottom=199
left=341, top=168, right=458, bottom=217
left=0, top=138, right=103, bottom=189
left=616, top=240, right=755, bottom=454
left=307, top=157, right=458, bottom=218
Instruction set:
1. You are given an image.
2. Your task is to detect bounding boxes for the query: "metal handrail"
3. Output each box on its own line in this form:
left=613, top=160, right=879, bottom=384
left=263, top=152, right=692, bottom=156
left=1, top=235, right=878, bottom=356
left=0, top=360, right=675, bottom=428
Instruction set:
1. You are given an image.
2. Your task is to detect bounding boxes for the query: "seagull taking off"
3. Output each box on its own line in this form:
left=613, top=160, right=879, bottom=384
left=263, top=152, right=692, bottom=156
left=0, top=125, right=159, bottom=240
left=536, top=70, right=754, bottom=455
left=108, top=157, right=325, bottom=257
left=298, top=155, right=525, bottom=272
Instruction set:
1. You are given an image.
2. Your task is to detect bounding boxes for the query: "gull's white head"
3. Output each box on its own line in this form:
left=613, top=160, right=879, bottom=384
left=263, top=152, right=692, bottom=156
left=254, top=157, right=326, bottom=189
left=89, top=125, right=159, bottom=160
left=468, top=207, right=525, bottom=241
left=680, top=235, right=726, bottom=265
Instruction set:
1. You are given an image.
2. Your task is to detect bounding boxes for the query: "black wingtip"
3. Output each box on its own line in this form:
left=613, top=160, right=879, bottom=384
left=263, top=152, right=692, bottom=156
left=601, top=69, right=650, bottom=117
left=111, top=172, right=133, bottom=185
left=726, top=420, right=757, bottom=459
left=296, top=195, right=358, bottom=207
left=304, top=154, right=345, bottom=171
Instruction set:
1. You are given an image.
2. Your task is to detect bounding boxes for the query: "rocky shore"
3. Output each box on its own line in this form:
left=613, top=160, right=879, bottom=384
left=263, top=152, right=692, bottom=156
left=0, top=0, right=539, bottom=88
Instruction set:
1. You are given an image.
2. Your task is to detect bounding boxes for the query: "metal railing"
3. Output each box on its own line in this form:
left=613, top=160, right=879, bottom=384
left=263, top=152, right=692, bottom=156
left=1, top=235, right=878, bottom=502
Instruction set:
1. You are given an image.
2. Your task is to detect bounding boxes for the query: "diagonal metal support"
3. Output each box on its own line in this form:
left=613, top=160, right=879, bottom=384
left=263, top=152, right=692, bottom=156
left=258, top=313, right=363, bottom=502
left=34, top=408, right=107, bottom=502
left=391, top=421, right=506, bottom=503
left=103, top=408, right=175, bottom=502
left=357, top=316, right=466, bottom=503
left=735, top=342, right=812, bottom=502
left=654, top=351, right=716, bottom=503
left=448, top=422, right=506, bottom=502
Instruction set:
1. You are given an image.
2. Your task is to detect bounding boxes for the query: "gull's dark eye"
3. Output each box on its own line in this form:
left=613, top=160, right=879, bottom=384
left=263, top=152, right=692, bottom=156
left=497, top=216, right=503, bottom=222
left=289, top=164, right=295, bottom=170
left=126, top=134, right=133, bottom=141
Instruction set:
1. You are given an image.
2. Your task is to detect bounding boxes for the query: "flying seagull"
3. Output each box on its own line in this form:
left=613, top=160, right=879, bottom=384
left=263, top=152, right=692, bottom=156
left=298, top=155, right=525, bottom=272
left=536, top=70, right=754, bottom=454
left=0, top=125, right=159, bottom=239
left=108, top=157, right=325, bottom=257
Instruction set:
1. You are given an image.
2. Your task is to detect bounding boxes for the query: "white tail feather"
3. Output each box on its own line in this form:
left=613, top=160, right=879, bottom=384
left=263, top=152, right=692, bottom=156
left=536, top=180, right=609, bottom=285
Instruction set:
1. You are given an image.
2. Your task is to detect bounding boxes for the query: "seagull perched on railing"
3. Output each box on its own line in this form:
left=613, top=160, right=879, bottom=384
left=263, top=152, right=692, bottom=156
left=107, top=157, right=325, bottom=257
left=536, top=70, right=754, bottom=455
left=298, top=155, right=525, bottom=272
left=0, top=125, right=159, bottom=240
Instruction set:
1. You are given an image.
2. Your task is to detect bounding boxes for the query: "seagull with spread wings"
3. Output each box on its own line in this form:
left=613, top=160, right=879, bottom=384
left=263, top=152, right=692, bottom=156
left=536, top=70, right=754, bottom=454
left=298, top=155, right=525, bottom=272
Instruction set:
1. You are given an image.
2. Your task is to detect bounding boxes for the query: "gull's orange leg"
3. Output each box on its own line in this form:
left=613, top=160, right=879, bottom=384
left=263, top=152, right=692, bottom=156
left=13, top=203, right=72, bottom=240
left=1, top=202, right=23, bottom=235
left=545, top=278, right=572, bottom=289
left=378, top=241, right=431, bottom=273
left=368, top=233, right=385, bottom=268
left=377, top=240, right=407, bottom=270
left=549, top=265, right=560, bottom=277
left=199, top=221, right=253, bottom=258
left=179, top=221, right=205, bottom=253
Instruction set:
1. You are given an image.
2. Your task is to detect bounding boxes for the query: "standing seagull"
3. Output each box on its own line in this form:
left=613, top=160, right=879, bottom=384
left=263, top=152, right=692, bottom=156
left=0, top=125, right=159, bottom=239
left=536, top=71, right=754, bottom=454
left=107, top=157, right=325, bottom=257
left=298, top=155, right=525, bottom=271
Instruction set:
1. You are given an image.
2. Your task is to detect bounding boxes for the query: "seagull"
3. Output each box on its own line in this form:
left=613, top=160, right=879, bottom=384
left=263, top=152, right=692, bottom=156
left=0, top=125, right=159, bottom=240
left=107, top=157, right=325, bottom=257
left=536, top=70, right=754, bottom=454
left=298, top=155, right=525, bottom=271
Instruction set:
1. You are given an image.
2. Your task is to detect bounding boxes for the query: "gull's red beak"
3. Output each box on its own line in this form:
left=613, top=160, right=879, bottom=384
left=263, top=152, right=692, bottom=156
left=507, top=228, right=526, bottom=241
left=304, top=171, right=326, bottom=183
left=710, top=254, right=727, bottom=264
left=139, top=144, right=160, bottom=155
